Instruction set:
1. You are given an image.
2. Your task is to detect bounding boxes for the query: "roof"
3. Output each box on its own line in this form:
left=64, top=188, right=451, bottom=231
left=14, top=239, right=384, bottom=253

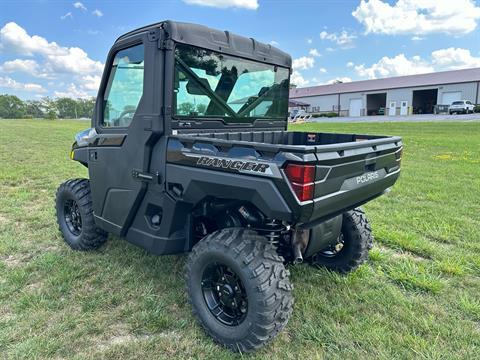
left=288, top=99, right=310, bottom=107
left=290, top=67, right=480, bottom=98
left=115, top=20, right=291, bottom=68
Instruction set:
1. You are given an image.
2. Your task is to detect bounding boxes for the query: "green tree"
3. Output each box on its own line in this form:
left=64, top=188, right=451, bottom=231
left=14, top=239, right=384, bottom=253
left=25, top=100, right=44, bottom=118
left=47, top=109, right=57, bottom=120
left=56, top=97, right=78, bottom=119
left=75, top=98, right=96, bottom=118
left=196, top=103, right=207, bottom=115
left=178, top=102, right=196, bottom=115
left=0, top=94, right=26, bottom=118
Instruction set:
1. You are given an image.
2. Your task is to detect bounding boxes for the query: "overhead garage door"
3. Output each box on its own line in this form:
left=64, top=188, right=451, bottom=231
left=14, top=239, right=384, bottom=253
left=349, top=99, right=362, bottom=117
left=442, top=91, right=461, bottom=105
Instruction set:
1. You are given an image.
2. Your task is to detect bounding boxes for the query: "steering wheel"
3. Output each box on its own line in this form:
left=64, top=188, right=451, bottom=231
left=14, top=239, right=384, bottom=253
left=114, top=109, right=136, bottom=127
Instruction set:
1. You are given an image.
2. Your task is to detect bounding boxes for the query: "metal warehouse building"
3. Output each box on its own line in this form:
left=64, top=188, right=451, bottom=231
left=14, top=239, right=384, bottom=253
left=289, top=67, right=480, bottom=117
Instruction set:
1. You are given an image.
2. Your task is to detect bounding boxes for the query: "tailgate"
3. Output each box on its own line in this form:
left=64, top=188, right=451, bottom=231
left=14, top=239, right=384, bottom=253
left=299, top=136, right=402, bottom=227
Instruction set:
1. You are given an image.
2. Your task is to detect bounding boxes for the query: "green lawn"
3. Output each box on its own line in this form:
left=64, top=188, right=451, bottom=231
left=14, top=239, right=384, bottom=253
left=1, top=119, right=479, bottom=359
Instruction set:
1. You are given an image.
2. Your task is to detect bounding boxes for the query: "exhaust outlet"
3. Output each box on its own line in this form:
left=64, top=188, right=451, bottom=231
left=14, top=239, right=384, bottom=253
left=291, top=228, right=310, bottom=264
left=292, top=243, right=303, bottom=264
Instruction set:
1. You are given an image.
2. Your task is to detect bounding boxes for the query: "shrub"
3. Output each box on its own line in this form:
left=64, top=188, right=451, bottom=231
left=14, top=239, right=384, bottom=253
left=47, top=110, right=57, bottom=120
left=311, top=112, right=339, bottom=118
left=474, top=105, right=480, bottom=113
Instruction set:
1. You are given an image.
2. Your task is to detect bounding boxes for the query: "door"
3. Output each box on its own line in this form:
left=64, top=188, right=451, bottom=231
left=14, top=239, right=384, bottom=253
left=349, top=98, right=362, bottom=117
left=88, top=36, right=163, bottom=235
left=388, top=101, right=396, bottom=116
left=400, top=101, right=408, bottom=115
left=442, top=91, right=461, bottom=105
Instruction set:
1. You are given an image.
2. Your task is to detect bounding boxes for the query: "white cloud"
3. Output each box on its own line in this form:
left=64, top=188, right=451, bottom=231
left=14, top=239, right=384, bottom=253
left=73, top=2, right=87, bottom=11
left=269, top=40, right=279, bottom=46
left=87, top=29, right=101, bottom=35
left=319, top=67, right=327, bottom=73
left=346, top=61, right=354, bottom=67
left=1, top=59, right=39, bottom=75
left=54, top=83, right=90, bottom=98
left=61, top=12, right=73, bottom=20
left=0, top=22, right=103, bottom=76
left=411, top=36, right=424, bottom=41
left=0, top=76, right=46, bottom=92
left=309, top=48, right=321, bottom=57
left=352, top=0, right=480, bottom=36
left=353, top=47, right=480, bottom=80
left=292, top=56, right=315, bottom=70
left=291, top=71, right=309, bottom=87
left=306, top=38, right=313, bottom=44
left=431, top=47, right=480, bottom=70
left=79, top=75, right=101, bottom=91
left=182, top=0, right=258, bottom=10
left=0, top=22, right=104, bottom=98
left=43, top=46, right=104, bottom=75
left=354, top=54, right=434, bottom=79
left=319, top=30, right=356, bottom=49
left=92, top=9, right=103, bottom=17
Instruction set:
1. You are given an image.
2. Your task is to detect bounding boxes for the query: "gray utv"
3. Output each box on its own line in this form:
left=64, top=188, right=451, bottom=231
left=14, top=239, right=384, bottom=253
left=55, top=20, right=402, bottom=352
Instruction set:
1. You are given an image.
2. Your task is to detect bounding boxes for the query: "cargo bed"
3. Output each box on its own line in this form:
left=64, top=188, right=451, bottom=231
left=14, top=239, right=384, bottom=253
left=167, top=130, right=403, bottom=226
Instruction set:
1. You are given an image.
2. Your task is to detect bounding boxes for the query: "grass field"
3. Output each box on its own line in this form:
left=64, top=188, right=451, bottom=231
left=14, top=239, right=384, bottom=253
left=1, top=119, right=479, bottom=359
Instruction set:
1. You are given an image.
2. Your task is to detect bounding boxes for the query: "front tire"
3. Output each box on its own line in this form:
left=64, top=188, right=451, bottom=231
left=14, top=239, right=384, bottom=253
left=55, top=179, right=107, bottom=250
left=309, top=208, right=373, bottom=273
left=185, top=228, right=293, bottom=352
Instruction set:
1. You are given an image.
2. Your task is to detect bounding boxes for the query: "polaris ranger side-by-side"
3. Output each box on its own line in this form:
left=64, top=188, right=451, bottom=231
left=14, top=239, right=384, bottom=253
left=55, top=21, right=402, bottom=352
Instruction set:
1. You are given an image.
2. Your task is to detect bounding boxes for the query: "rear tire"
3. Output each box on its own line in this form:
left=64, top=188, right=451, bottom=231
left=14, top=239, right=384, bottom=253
left=185, top=228, right=293, bottom=352
left=309, top=208, right=373, bottom=273
left=55, top=179, right=107, bottom=250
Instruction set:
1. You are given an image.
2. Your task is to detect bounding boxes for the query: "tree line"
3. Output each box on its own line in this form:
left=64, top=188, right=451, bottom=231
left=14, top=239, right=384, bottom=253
left=0, top=94, right=96, bottom=120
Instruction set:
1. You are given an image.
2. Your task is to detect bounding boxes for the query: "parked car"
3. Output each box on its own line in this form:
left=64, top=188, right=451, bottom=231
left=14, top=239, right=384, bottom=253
left=449, top=100, right=475, bottom=114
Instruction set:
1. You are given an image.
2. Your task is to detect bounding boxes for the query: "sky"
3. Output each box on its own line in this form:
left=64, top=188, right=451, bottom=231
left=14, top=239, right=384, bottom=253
left=1, top=0, right=480, bottom=100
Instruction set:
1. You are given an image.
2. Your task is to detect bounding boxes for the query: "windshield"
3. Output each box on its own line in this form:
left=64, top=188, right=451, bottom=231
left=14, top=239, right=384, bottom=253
left=451, top=101, right=464, bottom=105
left=173, top=44, right=290, bottom=122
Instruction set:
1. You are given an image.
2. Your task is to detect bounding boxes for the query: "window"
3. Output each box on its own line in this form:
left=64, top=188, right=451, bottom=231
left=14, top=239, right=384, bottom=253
left=173, top=44, right=289, bottom=122
left=103, top=44, right=144, bottom=127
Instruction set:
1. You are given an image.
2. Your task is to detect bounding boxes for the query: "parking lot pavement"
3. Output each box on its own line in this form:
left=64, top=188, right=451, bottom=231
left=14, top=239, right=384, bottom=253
left=307, top=113, right=480, bottom=123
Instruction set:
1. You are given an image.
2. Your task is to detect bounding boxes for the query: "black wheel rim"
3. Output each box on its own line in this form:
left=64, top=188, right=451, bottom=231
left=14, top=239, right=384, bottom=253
left=201, top=262, right=248, bottom=326
left=318, top=233, right=345, bottom=258
left=64, top=199, right=82, bottom=236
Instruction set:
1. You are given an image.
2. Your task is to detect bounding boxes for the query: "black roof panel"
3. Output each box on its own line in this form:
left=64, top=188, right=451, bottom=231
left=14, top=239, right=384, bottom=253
left=116, top=20, right=291, bottom=68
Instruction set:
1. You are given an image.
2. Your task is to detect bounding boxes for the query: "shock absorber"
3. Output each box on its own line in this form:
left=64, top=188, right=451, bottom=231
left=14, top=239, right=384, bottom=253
left=257, top=219, right=285, bottom=245
left=235, top=204, right=290, bottom=260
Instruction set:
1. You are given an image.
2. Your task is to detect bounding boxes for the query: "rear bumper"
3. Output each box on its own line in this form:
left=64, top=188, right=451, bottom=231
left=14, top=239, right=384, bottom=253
left=297, top=168, right=400, bottom=229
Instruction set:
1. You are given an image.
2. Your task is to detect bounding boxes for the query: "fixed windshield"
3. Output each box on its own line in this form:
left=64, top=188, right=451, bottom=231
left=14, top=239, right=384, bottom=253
left=173, top=44, right=290, bottom=121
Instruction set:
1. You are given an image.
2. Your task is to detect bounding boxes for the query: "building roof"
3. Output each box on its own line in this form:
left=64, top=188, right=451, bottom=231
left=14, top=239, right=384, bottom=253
left=288, top=99, right=310, bottom=107
left=290, top=67, right=480, bottom=98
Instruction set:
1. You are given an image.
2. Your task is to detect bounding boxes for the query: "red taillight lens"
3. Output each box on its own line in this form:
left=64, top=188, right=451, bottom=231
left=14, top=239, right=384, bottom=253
left=284, top=163, right=315, bottom=202
left=284, top=163, right=315, bottom=184
left=290, top=182, right=314, bottom=202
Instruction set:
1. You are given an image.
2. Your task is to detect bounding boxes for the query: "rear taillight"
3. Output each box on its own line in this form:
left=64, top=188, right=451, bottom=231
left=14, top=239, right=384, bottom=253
left=284, top=163, right=315, bottom=202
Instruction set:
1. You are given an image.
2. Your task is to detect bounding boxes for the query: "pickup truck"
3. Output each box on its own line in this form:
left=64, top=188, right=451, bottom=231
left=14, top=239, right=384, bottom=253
left=55, top=20, right=402, bottom=353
